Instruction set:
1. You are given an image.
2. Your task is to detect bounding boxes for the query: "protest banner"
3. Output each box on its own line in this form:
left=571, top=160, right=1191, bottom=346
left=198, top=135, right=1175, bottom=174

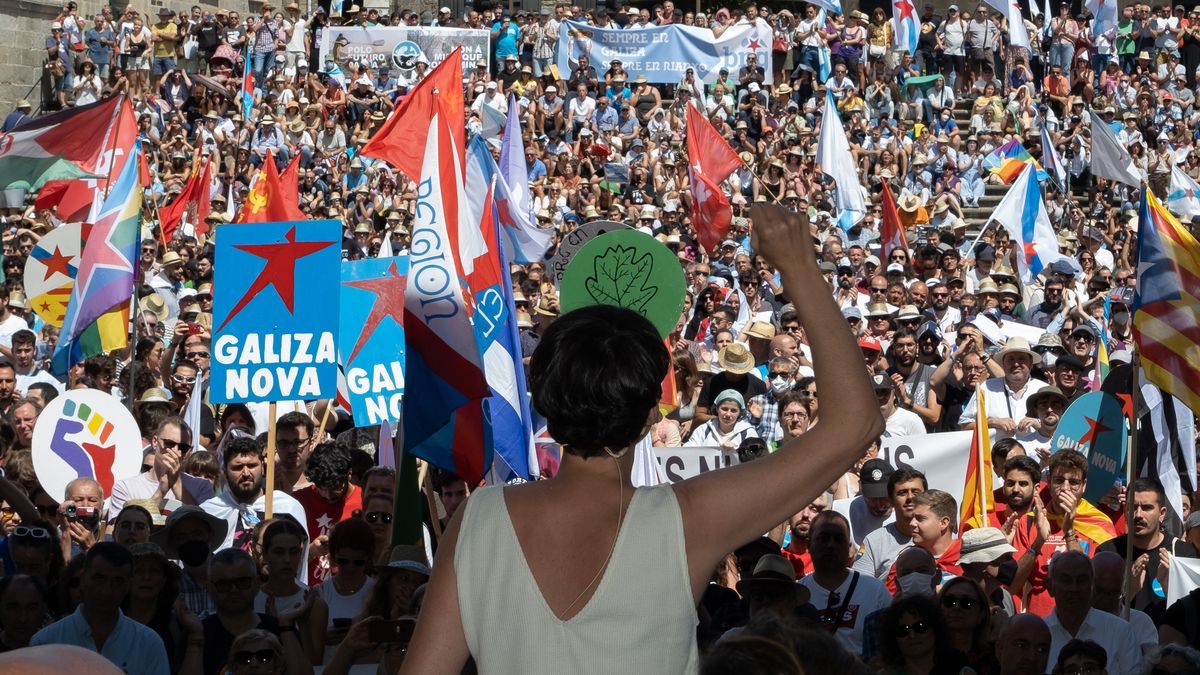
left=655, top=446, right=741, bottom=483
left=24, top=221, right=82, bottom=328
left=560, top=229, right=687, bottom=338
left=880, top=431, right=974, bottom=512
left=557, top=19, right=774, bottom=85
left=339, top=256, right=409, bottom=427
left=211, top=220, right=341, bottom=404
left=31, top=389, right=142, bottom=500
left=1050, top=391, right=1128, bottom=503
left=1168, top=553, right=1200, bottom=607
left=548, top=220, right=628, bottom=286
left=319, top=26, right=488, bottom=81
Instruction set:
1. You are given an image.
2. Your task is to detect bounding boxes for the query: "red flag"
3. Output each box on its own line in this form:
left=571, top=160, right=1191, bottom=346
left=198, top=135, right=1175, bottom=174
left=659, top=339, right=678, bottom=416
left=685, top=102, right=742, bottom=183
left=137, top=145, right=152, bottom=188
left=235, top=152, right=305, bottom=223
left=879, top=181, right=910, bottom=264
left=280, top=153, right=301, bottom=200
left=690, top=169, right=734, bottom=255
left=158, top=158, right=212, bottom=240
left=361, top=49, right=465, bottom=181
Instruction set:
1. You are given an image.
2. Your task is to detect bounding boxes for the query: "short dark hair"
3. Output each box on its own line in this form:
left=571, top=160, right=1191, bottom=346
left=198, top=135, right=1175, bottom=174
left=1003, top=455, right=1041, bottom=484
left=529, top=306, right=668, bottom=457
left=328, top=516, right=376, bottom=561
left=431, top=468, right=464, bottom=494
left=10, top=330, right=35, bottom=349
left=1130, top=477, right=1167, bottom=507
left=262, top=517, right=307, bottom=552
left=276, top=410, right=314, bottom=437
left=914, top=489, right=958, bottom=533
left=888, top=468, right=928, bottom=497
left=991, top=438, right=1023, bottom=466
left=222, top=435, right=263, bottom=467
left=1049, top=449, right=1088, bottom=482
left=84, top=541, right=133, bottom=570
left=156, top=415, right=192, bottom=443
left=304, top=442, right=352, bottom=485
left=1054, top=639, right=1107, bottom=672
left=27, top=383, right=58, bottom=406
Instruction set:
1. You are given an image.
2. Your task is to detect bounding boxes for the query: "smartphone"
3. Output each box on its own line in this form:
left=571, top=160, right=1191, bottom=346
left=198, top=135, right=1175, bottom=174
left=367, top=618, right=416, bottom=644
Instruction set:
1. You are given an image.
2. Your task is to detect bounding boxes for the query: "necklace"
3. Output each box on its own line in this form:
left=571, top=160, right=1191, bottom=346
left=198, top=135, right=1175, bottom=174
left=560, top=448, right=626, bottom=619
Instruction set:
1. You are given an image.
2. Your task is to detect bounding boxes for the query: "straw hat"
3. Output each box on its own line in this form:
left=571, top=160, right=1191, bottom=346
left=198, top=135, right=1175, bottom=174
left=160, top=251, right=183, bottom=267
left=865, top=302, right=894, bottom=319
left=6, top=291, right=27, bottom=310
left=995, top=336, right=1042, bottom=365
left=744, top=321, right=776, bottom=340
left=717, top=343, right=754, bottom=374
left=898, top=194, right=922, bottom=212
left=138, top=294, right=170, bottom=321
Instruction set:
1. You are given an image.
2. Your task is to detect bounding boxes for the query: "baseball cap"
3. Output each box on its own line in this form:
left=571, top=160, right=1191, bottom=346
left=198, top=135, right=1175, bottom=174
left=860, top=458, right=895, bottom=498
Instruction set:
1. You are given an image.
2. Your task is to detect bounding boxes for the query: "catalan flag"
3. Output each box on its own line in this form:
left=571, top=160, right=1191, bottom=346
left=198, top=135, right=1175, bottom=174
left=1133, top=187, right=1200, bottom=415
left=961, top=384, right=993, bottom=530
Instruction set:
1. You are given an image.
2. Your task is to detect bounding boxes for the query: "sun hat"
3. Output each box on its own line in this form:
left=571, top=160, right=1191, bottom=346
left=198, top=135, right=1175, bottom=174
left=717, top=344, right=754, bottom=374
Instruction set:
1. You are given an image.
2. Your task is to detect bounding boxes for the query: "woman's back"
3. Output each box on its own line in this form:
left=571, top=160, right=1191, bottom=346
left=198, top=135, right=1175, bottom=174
left=455, top=484, right=699, bottom=674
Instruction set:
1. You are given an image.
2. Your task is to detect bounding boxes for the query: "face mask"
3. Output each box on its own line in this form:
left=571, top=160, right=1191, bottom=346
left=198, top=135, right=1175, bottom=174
left=177, top=539, right=212, bottom=568
left=995, top=558, right=1018, bottom=586
left=898, top=571, right=936, bottom=597
left=770, top=376, right=791, bottom=394
left=1042, top=352, right=1058, bottom=368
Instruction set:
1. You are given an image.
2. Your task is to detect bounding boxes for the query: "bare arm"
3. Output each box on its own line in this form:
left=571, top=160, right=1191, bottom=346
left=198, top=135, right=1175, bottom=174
left=674, top=204, right=884, bottom=597
left=398, top=508, right=471, bottom=674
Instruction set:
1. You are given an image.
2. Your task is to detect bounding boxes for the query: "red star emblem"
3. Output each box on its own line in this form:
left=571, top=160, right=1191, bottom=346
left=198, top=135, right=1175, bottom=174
left=896, top=0, right=915, bottom=21
left=1024, top=241, right=1038, bottom=264
left=39, top=301, right=49, bottom=312
left=1116, top=392, right=1134, bottom=421
left=747, top=38, right=762, bottom=50
left=342, top=260, right=408, bottom=363
left=217, top=226, right=336, bottom=331
left=40, top=246, right=73, bottom=281
left=1080, top=415, right=1113, bottom=451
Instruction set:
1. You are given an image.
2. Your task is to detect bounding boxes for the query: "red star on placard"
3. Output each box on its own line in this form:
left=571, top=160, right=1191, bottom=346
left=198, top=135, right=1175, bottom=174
left=217, top=226, right=336, bottom=331
left=40, top=246, right=73, bottom=281
left=896, top=0, right=915, bottom=21
left=342, top=259, right=408, bottom=363
left=1117, top=392, right=1134, bottom=421
left=747, top=38, right=762, bottom=50
left=1080, top=415, right=1113, bottom=451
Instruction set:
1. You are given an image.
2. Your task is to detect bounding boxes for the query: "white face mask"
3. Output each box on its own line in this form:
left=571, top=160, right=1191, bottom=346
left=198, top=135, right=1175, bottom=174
left=1042, top=352, right=1058, bottom=368
left=770, top=376, right=791, bottom=394
left=897, top=571, right=936, bottom=597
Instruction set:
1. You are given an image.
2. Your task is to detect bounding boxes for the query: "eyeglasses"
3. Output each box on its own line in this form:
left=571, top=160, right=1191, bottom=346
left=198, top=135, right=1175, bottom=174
left=870, top=287, right=888, bottom=294
left=276, top=437, right=311, bottom=449
left=13, top=526, right=50, bottom=539
left=932, top=292, right=949, bottom=298
left=941, top=594, right=977, bottom=610
left=160, top=438, right=192, bottom=453
left=173, top=374, right=197, bottom=384
left=186, top=351, right=210, bottom=359
left=891, top=255, right=907, bottom=261
left=896, top=620, right=930, bottom=637
left=336, top=557, right=369, bottom=568
left=364, top=511, right=393, bottom=525
left=782, top=411, right=809, bottom=419
left=212, top=576, right=255, bottom=592
left=233, top=650, right=277, bottom=665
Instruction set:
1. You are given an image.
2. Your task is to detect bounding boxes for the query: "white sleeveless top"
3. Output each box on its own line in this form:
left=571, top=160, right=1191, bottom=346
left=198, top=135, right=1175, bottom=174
left=455, top=484, right=700, bottom=674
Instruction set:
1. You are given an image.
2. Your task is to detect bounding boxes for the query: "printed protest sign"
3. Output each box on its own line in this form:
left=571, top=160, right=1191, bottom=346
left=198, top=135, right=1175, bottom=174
left=211, top=220, right=341, bottom=403
left=655, top=446, right=741, bottom=483
left=1050, top=391, right=1128, bottom=503
left=548, top=220, right=628, bottom=286
left=339, top=257, right=408, bottom=426
left=31, top=389, right=143, bottom=499
left=559, top=229, right=686, bottom=338
left=880, top=431, right=974, bottom=511
left=24, top=221, right=82, bottom=328
left=319, top=26, right=488, bottom=81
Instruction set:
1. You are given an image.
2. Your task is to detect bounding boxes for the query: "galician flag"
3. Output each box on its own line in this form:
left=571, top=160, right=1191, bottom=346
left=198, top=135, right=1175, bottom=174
left=1168, top=165, right=1200, bottom=220
left=991, top=162, right=1064, bottom=283
left=892, top=0, right=919, bottom=54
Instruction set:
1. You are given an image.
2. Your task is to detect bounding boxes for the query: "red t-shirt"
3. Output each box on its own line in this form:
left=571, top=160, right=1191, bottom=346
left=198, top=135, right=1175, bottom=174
left=781, top=542, right=811, bottom=578
left=293, top=484, right=363, bottom=586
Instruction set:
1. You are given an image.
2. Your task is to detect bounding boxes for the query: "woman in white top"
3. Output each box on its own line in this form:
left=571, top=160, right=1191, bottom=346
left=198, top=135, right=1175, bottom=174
left=73, top=61, right=104, bottom=106
left=315, top=518, right=376, bottom=651
left=254, top=517, right=324, bottom=663
left=401, top=205, right=884, bottom=674
left=684, top=389, right=760, bottom=449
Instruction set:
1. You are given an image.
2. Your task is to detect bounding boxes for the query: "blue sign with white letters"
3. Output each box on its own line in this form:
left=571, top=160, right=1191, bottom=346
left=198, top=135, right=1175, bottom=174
left=339, top=256, right=409, bottom=427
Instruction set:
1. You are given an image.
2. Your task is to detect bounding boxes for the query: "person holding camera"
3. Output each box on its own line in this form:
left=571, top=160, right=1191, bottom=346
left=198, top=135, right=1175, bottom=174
left=57, top=477, right=104, bottom=562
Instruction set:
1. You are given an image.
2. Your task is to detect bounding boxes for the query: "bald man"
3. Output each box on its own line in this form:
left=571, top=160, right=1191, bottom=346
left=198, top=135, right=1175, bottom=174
left=996, top=614, right=1052, bottom=675
left=1091, top=551, right=1157, bottom=651
left=0, top=645, right=123, bottom=675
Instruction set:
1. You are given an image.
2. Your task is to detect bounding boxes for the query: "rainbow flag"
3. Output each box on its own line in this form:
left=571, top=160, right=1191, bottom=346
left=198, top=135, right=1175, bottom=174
left=1091, top=299, right=1112, bottom=391
left=983, top=139, right=1050, bottom=184
left=1133, top=187, right=1200, bottom=414
left=961, top=384, right=994, bottom=530
left=51, top=140, right=142, bottom=374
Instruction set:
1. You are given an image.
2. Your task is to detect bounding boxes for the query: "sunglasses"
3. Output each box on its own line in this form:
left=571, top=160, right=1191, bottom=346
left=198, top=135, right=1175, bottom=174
left=186, top=351, right=210, bottom=359
left=233, top=650, right=276, bottom=665
left=213, top=576, right=255, bottom=592
left=896, top=620, right=930, bottom=637
left=13, top=526, right=50, bottom=539
left=160, top=438, right=192, bottom=453
left=173, top=374, right=197, bottom=384
left=364, top=511, right=393, bottom=525
left=941, top=595, right=977, bottom=610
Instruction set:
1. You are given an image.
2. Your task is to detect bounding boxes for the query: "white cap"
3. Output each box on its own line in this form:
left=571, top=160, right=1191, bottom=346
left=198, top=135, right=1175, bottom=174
left=748, top=82, right=761, bottom=92
left=886, top=262, right=905, bottom=274
left=486, top=80, right=497, bottom=89
left=51, top=21, right=63, bottom=29
left=546, top=85, right=556, bottom=93
left=440, top=6, right=451, bottom=12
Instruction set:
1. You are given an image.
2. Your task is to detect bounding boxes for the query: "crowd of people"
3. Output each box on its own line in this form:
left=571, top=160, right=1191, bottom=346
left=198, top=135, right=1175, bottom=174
left=0, top=0, right=1199, bottom=673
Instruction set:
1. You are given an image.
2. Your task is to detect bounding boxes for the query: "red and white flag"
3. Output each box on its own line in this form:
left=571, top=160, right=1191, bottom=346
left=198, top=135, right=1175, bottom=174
left=879, top=180, right=909, bottom=264
left=158, top=157, right=213, bottom=241
left=685, top=102, right=742, bottom=254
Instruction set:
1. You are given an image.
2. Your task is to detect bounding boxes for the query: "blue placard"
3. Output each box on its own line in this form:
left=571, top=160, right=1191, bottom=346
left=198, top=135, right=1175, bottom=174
left=1049, top=391, right=1129, bottom=504
left=211, top=220, right=342, bottom=404
left=339, top=256, right=409, bottom=426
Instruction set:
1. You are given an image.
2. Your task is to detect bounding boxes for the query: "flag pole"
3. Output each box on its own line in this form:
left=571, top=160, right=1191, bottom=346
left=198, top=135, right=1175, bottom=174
left=977, top=384, right=988, bottom=524
left=420, top=460, right=444, bottom=542
left=315, top=398, right=334, bottom=441
left=265, top=401, right=278, bottom=519
left=1123, top=351, right=1141, bottom=619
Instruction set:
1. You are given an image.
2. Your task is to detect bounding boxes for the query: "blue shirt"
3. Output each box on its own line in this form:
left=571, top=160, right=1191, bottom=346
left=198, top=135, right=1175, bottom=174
left=32, top=607, right=169, bottom=675
left=492, top=21, right=520, bottom=58
left=85, top=28, right=114, bottom=65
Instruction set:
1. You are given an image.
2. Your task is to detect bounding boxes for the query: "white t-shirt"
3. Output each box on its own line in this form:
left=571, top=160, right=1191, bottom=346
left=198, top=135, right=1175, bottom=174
left=833, top=496, right=896, bottom=546
left=0, top=314, right=29, bottom=348
left=884, top=407, right=927, bottom=438
left=800, top=570, right=893, bottom=654
left=108, top=470, right=216, bottom=520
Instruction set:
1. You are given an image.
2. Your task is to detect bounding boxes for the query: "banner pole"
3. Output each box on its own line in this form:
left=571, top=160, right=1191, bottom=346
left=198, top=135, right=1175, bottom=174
left=316, top=398, right=334, bottom=441
left=265, top=401, right=278, bottom=519
left=1124, top=352, right=1141, bottom=619
left=420, top=460, right=444, bottom=541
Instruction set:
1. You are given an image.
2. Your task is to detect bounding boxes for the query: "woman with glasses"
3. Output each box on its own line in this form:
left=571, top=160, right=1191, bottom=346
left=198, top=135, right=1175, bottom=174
left=876, top=594, right=965, bottom=675
left=226, top=629, right=286, bottom=675
left=358, top=493, right=394, bottom=566
left=255, top=517, right=324, bottom=663
left=939, top=577, right=998, bottom=672
left=316, top=518, right=375, bottom=648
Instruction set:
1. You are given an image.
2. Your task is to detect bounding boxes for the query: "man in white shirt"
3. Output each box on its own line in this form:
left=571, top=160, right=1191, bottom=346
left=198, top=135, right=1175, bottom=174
left=109, top=416, right=214, bottom=518
left=855, top=468, right=928, bottom=580
left=800, top=510, right=892, bottom=654
left=10, top=329, right=63, bottom=395
left=833, top=459, right=896, bottom=545
left=1044, top=550, right=1143, bottom=675
left=958, top=337, right=1049, bottom=439
left=874, top=372, right=926, bottom=437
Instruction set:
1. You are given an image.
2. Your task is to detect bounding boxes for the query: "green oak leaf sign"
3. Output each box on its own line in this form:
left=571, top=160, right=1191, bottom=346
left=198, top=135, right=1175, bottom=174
left=559, top=229, right=687, bottom=338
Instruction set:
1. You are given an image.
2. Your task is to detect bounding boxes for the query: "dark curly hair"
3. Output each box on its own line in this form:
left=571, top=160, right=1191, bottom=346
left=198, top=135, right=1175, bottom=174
left=877, top=595, right=961, bottom=671
left=222, top=435, right=264, bottom=468
left=529, top=305, right=668, bottom=458
left=304, top=441, right=352, bottom=486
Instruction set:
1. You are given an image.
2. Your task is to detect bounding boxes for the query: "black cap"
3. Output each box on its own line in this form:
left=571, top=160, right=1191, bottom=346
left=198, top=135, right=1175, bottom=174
left=975, top=244, right=996, bottom=262
left=1055, top=353, right=1088, bottom=371
left=860, top=459, right=895, bottom=498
